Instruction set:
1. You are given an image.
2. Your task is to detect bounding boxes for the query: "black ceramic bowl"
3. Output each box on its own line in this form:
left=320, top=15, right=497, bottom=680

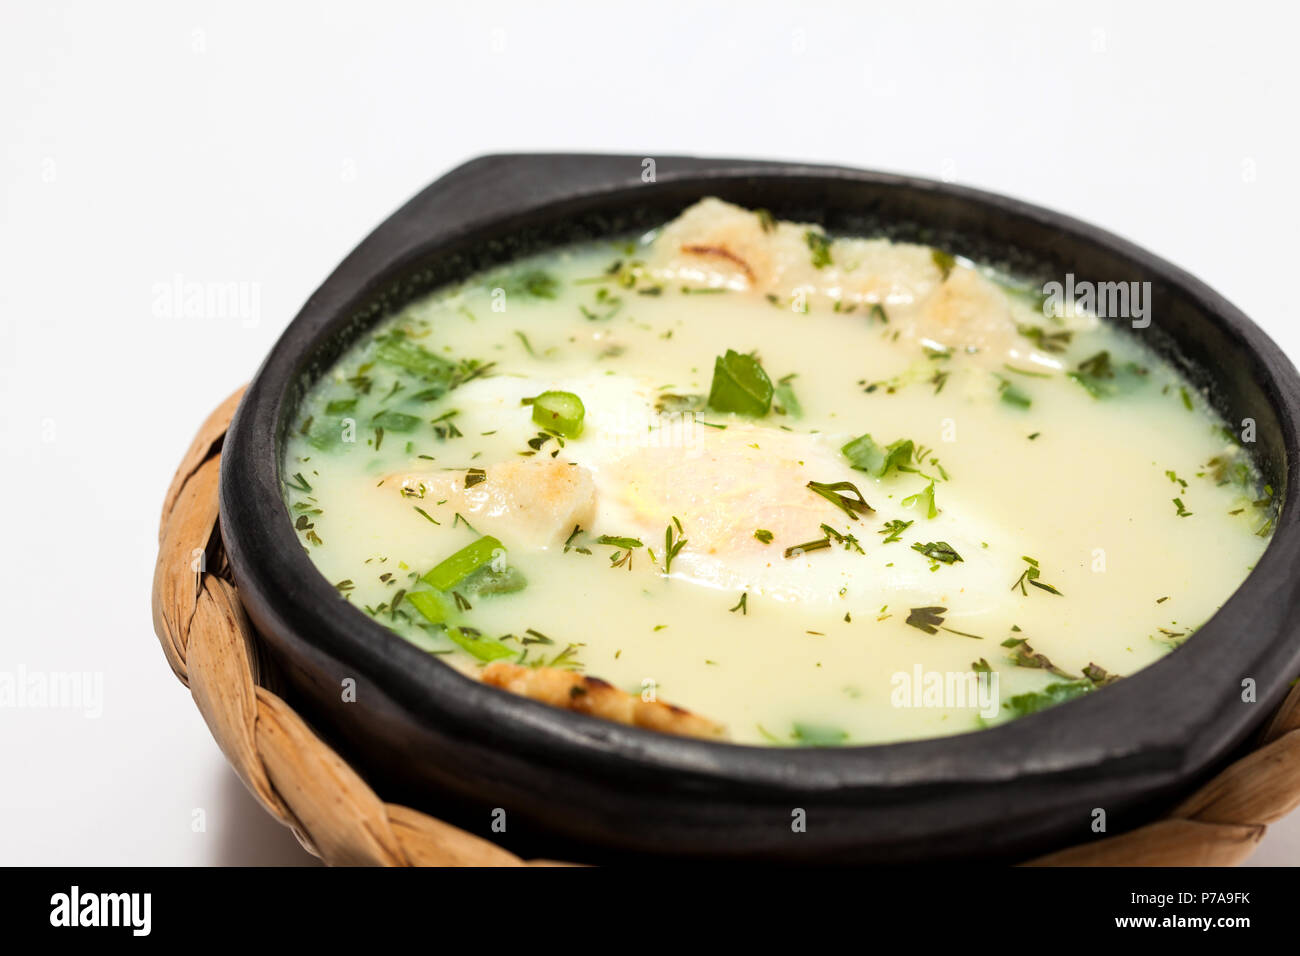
left=220, top=154, right=1300, bottom=863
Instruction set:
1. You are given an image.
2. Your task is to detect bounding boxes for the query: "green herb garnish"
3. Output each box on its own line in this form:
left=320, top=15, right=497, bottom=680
left=912, top=541, right=963, bottom=564
left=931, top=248, right=956, bottom=278
left=708, top=349, right=773, bottom=416
left=807, top=480, right=874, bottom=521
left=805, top=230, right=833, bottom=269
left=901, top=481, right=938, bottom=519
left=878, top=519, right=913, bottom=543
left=905, top=606, right=947, bottom=634
left=1003, top=681, right=1093, bottom=719
left=1011, top=555, right=1062, bottom=596
left=842, top=434, right=914, bottom=477
left=595, top=535, right=644, bottom=549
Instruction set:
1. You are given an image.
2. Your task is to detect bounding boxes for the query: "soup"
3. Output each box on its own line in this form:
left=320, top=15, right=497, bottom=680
left=281, top=199, right=1272, bottom=746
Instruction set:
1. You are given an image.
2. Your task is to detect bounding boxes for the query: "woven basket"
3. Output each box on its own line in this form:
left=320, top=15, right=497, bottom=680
left=151, top=388, right=1300, bottom=866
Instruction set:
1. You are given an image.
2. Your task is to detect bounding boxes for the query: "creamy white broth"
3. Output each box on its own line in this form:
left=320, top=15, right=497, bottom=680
left=282, top=199, right=1272, bottom=746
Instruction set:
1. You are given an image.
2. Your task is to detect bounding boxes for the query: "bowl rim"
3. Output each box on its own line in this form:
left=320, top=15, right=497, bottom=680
left=220, top=152, right=1300, bottom=798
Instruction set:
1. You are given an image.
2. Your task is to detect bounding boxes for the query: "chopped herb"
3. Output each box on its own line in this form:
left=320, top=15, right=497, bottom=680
left=901, top=481, right=938, bottom=519
left=931, top=248, right=956, bottom=278
left=1011, top=555, right=1063, bottom=596
left=997, top=376, right=1032, bottom=409
left=1017, top=324, right=1073, bottom=354
left=660, top=517, right=687, bottom=575
left=912, top=540, right=963, bottom=564
left=805, top=230, right=833, bottom=269
left=563, top=525, right=591, bottom=555
left=841, top=433, right=914, bottom=477
left=905, top=606, right=947, bottom=634
left=807, top=479, right=874, bottom=521
left=1003, top=637, right=1075, bottom=678
left=754, top=529, right=774, bottom=544
left=774, top=373, right=802, bottom=417
left=1003, top=681, right=1093, bottom=719
left=595, top=535, right=644, bottom=549
left=1067, top=350, right=1149, bottom=398
left=501, top=268, right=558, bottom=300
left=372, top=330, right=457, bottom=381
left=820, top=523, right=865, bottom=554
left=878, top=518, right=913, bottom=543
left=784, top=537, right=832, bottom=559
left=1083, top=663, right=1120, bottom=686
left=580, top=286, right=623, bottom=322
left=729, top=593, right=748, bottom=615
left=708, top=349, right=773, bottom=417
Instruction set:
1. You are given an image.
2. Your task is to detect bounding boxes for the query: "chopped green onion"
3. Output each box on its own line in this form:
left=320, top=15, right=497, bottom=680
left=530, top=390, right=585, bottom=438
left=406, top=590, right=457, bottom=625
left=463, top=563, right=528, bottom=596
left=792, top=722, right=848, bottom=746
left=445, top=627, right=517, bottom=662
left=423, top=535, right=505, bottom=592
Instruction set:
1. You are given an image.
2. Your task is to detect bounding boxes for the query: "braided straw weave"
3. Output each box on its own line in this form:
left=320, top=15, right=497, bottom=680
left=151, top=389, right=1300, bottom=866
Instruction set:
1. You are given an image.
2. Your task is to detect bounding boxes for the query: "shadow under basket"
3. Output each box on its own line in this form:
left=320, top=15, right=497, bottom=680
left=152, top=390, right=1300, bottom=866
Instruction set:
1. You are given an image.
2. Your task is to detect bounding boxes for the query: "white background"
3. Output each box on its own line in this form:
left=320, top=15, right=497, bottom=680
left=2, top=0, right=1297, bottom=865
